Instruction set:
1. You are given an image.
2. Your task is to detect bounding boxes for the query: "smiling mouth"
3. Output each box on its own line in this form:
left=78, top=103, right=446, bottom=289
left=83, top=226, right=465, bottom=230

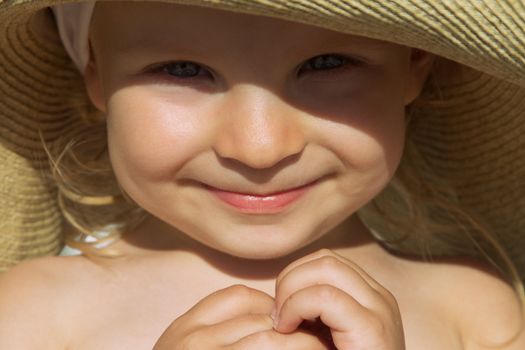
left=203, top=180, right=319, bottom=214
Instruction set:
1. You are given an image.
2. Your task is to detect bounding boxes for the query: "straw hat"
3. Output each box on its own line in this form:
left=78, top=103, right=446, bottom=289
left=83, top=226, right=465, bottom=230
left=1, top=0, right=524, bottom=280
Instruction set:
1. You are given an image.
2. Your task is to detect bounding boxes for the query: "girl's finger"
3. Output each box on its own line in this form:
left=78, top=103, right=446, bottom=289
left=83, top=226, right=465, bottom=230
left=275, top=284, right=404, bottom=350
left=173, top=284, right=274, bottom=333
left=276, top=249, right=382, bottom=290
left=274, top=254, right=386, bottom=318
left=198, top=313, right=274, bottom=345
left=276, top=284, right=405, bottom=349
left=229, top=328, right=330, bottom=350
left=275, top=284, right=367, bottom=335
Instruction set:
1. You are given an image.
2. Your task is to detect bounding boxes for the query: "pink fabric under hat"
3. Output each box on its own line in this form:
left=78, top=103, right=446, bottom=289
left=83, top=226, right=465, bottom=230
left=51, top=1, right=95, bottom=73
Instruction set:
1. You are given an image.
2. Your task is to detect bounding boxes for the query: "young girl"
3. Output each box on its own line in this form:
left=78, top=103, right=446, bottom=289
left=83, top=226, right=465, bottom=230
left=0, top=1, right=524, bottom=349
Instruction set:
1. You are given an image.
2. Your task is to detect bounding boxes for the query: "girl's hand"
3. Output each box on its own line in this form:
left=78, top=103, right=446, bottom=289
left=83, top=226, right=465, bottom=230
left=273, top=249, right=405, bottom=350
left=153, top=284, right=329, bottom=349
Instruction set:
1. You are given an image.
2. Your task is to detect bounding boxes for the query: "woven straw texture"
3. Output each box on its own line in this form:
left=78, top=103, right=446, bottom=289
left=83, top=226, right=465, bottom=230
left=1, top=0, right=524, bottom=277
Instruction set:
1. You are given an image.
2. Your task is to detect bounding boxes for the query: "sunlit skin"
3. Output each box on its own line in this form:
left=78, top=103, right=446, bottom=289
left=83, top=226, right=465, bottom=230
left=0, top=2, right=515, bottom=350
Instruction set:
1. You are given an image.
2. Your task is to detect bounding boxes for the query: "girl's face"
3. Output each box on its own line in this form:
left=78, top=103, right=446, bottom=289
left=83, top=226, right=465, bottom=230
left=85, top=2, right=433, bottom=259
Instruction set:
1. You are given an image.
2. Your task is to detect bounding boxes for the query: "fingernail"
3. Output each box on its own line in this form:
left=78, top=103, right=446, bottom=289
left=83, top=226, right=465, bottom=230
left=271, top=306, right=280, bottom=329
left=272, top=314, right=280, bottom=329
left=271, top=305, right=277, bottom=320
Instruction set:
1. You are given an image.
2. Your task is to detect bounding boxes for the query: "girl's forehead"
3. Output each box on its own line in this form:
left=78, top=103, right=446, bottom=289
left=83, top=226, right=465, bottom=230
left=91, top=1, right=395, bottom=52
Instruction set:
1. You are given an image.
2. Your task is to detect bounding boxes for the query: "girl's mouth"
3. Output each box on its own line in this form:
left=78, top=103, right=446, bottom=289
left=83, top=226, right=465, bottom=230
left=203, top=181, right=318, bottom=214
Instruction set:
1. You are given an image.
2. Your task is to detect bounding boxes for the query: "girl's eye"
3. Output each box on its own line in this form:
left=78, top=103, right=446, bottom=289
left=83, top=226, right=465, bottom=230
left=142, top=61, right=212, bottom=84
left=298, top=54, right=362, bottom=76
left=163, top=61, right=207, bottom=78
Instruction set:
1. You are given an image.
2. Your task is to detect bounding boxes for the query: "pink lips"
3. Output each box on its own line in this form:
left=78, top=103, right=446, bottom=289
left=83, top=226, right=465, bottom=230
left=205, top=181, right=316, bottom=214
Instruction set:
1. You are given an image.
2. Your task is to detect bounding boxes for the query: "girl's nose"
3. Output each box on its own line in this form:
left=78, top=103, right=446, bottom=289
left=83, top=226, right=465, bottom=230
left=213, top=85, right=306, bottom=169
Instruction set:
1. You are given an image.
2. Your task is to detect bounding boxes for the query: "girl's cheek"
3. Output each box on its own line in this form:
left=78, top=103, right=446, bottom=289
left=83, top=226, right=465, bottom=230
left=308, top=81, right=405, bottom=171
left=106, top=88, right=213, bottom=182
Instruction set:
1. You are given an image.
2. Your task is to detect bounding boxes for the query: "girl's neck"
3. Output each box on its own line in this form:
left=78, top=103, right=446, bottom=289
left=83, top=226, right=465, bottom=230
left=115, top=214, right=382, bottom=280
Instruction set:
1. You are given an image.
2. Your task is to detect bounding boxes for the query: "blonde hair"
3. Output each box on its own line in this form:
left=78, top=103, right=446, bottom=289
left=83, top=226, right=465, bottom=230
left=40, top=78, right=147, bottom=257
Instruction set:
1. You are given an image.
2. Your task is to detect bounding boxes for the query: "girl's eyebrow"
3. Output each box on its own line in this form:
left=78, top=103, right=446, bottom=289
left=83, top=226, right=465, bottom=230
left=321, top=37, right=395, bottom=51
left=115, top=38, right=213, bottom=58
left=111, top=33, right=392, bottom=63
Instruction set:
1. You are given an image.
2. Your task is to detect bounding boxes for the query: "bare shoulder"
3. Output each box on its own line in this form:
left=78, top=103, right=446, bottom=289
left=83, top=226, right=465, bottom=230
left=399, top=255, right=525, bottom=349
left=447, top=262, right=525, bottom=350
left=0, top=255, right=112, bottom=349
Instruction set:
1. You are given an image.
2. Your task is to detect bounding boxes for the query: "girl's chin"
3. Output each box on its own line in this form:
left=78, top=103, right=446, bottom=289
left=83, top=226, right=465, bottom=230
left=222, top=248, right=296, bottom=260
left=205, top=234, right=319, bottom=261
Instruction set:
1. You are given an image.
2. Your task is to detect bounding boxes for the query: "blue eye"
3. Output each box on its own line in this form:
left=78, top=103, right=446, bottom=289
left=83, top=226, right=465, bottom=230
left=310, top=55, right=347, bottom=69
left=298, top=54, right=361, bottom=76
left=163, top=61, right=205, bottom=78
